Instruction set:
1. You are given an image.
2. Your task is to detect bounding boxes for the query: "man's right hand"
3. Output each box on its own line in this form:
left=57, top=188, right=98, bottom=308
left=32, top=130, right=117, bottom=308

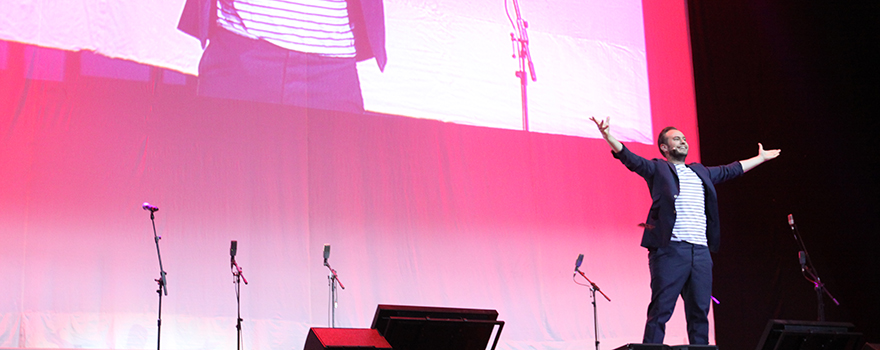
left=590, top=116, right=610, bottom=137
left=590, top=116, right=623, bottom=153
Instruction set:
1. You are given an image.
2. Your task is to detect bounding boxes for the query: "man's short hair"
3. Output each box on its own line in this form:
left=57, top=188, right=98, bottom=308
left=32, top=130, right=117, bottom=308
left=657, top=126, right=678, bottom=156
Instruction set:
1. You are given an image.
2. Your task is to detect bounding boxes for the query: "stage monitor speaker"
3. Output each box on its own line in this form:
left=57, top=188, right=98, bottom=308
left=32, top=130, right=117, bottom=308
left=671, top=346, right=718, bottom=350
left=613, top=344, right=671, bottom=350
left=370, top=304, right=505, bottom=350
left=303, top=328, right=392, bottom=350
left=755, top=319, right=863, bottom=350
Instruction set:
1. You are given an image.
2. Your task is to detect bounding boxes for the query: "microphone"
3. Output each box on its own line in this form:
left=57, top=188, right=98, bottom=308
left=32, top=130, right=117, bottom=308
left=574, top=253, right=584, bottom=275
left=798, top=251, right=806, bottom=271
left=323, top=244, right=331, bottom=265
left=787, top=214, right=795, bottom=228
left=142, top=202, right=159, bottom=212
left=229, top=241, right=247, bottom=284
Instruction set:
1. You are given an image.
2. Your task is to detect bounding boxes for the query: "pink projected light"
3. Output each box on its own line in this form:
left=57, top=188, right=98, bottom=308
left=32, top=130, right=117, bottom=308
left=0, top=0, right=704, bottom=349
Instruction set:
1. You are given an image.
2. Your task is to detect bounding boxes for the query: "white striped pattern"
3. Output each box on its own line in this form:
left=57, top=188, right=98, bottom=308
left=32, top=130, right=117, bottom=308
left=217, top=0, right=357, bottom=57
left=671, top=164, right=707, bottom=246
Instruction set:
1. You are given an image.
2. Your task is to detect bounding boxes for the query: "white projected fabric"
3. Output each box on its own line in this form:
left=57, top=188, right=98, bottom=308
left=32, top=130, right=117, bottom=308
left=0, top=0, right=652, bottom=142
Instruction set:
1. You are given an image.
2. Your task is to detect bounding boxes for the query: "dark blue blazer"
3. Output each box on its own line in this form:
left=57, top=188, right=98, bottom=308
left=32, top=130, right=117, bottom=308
left=613, top=145, right=743, bottom=252
left=177, top=0, right=387, bottom=71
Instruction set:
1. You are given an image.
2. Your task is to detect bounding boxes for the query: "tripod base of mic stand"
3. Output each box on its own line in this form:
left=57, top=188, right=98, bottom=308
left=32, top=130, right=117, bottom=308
left=613, top=344, right=717, bottom=350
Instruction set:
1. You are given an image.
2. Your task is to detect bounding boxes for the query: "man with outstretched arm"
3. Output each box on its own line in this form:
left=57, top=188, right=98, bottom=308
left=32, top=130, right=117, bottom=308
left=589, top=116, right=780, bottom=345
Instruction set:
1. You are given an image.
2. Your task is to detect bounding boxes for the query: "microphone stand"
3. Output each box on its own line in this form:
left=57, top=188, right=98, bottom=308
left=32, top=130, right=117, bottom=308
left=148, top=209, right=168, bottom=350
left=575, top=268, right=610, bottom=350
left=324, top=260, right=344, bottom=328
left=788, top=218, right=839, bottom=321
left=232, top=259, right=248, bottom=350
left=508, top=0, right=537, bottom=131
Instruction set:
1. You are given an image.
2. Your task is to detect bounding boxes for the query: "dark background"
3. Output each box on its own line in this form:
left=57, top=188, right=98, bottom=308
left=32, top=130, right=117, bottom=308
left=687, top=0, right=879, bottom=348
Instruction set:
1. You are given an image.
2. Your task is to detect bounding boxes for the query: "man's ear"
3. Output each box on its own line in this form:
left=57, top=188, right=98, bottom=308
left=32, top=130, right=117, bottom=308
left=659, top=143, right=668, bottom=155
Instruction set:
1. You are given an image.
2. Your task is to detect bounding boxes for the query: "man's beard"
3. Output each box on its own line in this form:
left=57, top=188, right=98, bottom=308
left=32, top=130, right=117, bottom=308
left=667, top=147, right=688, bottom=162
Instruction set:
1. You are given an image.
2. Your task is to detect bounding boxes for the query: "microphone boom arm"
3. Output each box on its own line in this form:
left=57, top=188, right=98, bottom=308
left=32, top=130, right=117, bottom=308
left=575, top=268, right=610, bottom=302
left=788, top=214, right=840, bottom=321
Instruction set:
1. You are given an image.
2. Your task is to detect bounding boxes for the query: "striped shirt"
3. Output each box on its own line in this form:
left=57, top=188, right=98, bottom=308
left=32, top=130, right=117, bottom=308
left=671, top=164, right=708, bottom=246
left=216, top=0, right=357, bottom=57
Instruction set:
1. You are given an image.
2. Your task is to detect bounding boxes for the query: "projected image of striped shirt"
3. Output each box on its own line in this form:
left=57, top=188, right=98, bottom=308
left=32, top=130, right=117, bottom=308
left=217, top=0, right=357, bottom=57
left=671, top=163, right=707, bottom=246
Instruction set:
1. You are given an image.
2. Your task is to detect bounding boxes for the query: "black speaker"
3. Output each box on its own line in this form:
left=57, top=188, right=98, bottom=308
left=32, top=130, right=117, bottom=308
left=370, top=304, right=505, bottom=350
left=671, top=346, right=718, bottom=350
left=613, top=344, right=672, bottom=350
left=755, top=319, right=863, bottom=350
left=303, top=328, right=392, bottom=350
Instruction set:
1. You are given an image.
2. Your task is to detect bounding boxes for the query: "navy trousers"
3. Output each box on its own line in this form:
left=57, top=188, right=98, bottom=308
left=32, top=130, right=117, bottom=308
left=197, top=27, right=365, bottom=113
left=643, top=241, right=713, bottom=345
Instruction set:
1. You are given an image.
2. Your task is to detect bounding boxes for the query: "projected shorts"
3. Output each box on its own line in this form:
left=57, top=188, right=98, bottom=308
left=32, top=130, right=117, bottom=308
left=197, top=27, right=365, bottom=113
